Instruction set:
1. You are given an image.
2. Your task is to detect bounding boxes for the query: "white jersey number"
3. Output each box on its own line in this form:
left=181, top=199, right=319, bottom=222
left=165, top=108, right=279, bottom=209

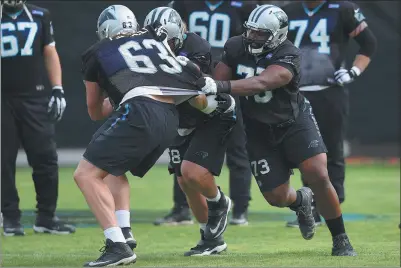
left=236, top=64, right=273, bottom=103
left=118, top=39, right=182, bottom=74
left=189, top=11, right=230, bottom=48
left=1, top=22, right=38, bottom=58
left=289, top=18, right=330, bottom=54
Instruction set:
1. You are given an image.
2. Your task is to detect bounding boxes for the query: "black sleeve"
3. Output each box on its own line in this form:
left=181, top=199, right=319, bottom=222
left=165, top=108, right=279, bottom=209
left=169, top=0, right=188, bottom=22
left=42, top=9, right=55, bottom=47
left=81, top=47, right=100, bottom=82
left=271, top=45, right=301, bottom=77
left=220, top=37, right=238, bottom=68
left=187, top=37, right=212, bottom=74
left=340, top=1, right=366, bottom=35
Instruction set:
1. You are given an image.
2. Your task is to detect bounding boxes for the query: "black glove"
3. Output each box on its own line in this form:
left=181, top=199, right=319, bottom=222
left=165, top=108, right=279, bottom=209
left=47, top=86, right=66, bottom=122
left=196, top=77, right=231, bottom=95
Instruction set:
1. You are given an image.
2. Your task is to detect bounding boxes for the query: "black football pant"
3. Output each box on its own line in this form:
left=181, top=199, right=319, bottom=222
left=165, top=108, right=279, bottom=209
left=172, top=99, right=252, bottom=214
left=302, top=86, right=349, bottom=203
left=1, top=96, right=59, bottom=220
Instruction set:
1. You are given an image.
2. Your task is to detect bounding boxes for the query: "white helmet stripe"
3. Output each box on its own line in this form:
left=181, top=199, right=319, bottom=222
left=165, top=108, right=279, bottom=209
left=250, top=5, right=273, bottom=23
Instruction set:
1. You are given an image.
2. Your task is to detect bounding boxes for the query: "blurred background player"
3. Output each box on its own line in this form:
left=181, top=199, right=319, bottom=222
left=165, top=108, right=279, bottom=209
left=155, top=0, right=260, bottom=226
left=283, top=0, right=377, bottom=227
left=1, top=0, right=74, bottom=236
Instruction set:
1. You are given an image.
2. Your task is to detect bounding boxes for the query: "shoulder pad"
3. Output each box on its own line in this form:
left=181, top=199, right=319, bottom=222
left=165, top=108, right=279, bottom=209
left=224, top=36, right=244, bottom=56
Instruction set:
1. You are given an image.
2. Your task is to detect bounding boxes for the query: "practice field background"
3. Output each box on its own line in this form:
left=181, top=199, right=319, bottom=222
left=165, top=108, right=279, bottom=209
left=0, top=163, right=399, bottom=267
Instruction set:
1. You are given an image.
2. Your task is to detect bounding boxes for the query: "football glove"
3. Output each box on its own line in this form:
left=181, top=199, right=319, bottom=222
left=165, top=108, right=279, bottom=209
left=330, top=67, right=361, bottom=86
left=196, top=77, right=231, bottom=95
left=47, top=86, right=66, bottom=122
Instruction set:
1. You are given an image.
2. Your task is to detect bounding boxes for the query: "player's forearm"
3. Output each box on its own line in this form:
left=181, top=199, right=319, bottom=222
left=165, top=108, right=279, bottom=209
left=352, top=54, right=371, bottom=74
left=230, top=65, right=292, bottom=96
left=43, top=45, right=62, bottom=87
left=189, top=95, right=208, bottom=111
left=101, top=98, right=114, bottom=118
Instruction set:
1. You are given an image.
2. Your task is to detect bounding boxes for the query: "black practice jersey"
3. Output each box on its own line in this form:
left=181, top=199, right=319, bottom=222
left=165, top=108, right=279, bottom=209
left=82, top=26, right=201, bottom=107
left=284, top=1, right=366, bottom=87
left=170, top=0, right=258, bottom=61
left=176, top=32, right=212, bottom=129
left=222, top=36, right=303, bottom=125
left=1, top=4, right=55, bottom=96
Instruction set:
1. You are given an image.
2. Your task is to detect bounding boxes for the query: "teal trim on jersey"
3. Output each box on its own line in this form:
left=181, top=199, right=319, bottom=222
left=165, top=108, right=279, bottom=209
left=205, top=0, right=224, bottom=11
left=302, top=1, right=326, bottom=17
left=4, top=8, right=24, bottom=19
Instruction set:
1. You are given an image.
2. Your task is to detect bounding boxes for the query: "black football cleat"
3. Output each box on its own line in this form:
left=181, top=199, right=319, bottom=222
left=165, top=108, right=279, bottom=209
left=3, top=217, right=25, bottom=236
left=332, top=233, right=357, bottom=256
left=184, top=229, right=227, bottom=256
left=33, top=216, right=75, bottom=235
left=84, top=239, right=137, bottom=267
left=153, top=206, right=193, bottom=226
left=121, top=227, right=137, bottom=250
left=204, top=189, right=232, bottom=240
left=294, top=187, right=315, bottom=240
left=286, top=205, right=324, bottom=228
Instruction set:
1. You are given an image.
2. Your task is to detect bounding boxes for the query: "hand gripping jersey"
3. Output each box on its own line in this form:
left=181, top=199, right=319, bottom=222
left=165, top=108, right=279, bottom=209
left=175, top=32, right=212, bottom=130
left=1, top=4, right=55, bottom=96
left=222, top=36, right=303, bottom=125
left=283, top=1, right=367, bottom=89
left=170, top=0, right=258, bottom=61
left=81, top=26, right=201, bottom=107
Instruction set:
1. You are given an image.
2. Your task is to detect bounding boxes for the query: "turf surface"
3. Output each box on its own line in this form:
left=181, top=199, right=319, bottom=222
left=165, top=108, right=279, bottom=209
left=1, top=164, right=399, bottom=267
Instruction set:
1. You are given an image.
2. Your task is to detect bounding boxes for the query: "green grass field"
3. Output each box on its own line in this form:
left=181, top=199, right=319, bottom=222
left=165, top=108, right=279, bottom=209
left=1, top=163, right=400, bottom=267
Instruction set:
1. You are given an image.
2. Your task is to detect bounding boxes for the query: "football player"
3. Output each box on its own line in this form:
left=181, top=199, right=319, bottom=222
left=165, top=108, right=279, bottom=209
left=107, top=6, right=236, bottom=256
left=196, top=5, right=357, bottom=256
left=163, top=0, right=259, bottom=227
left=77, top=5, right=234, bottom=266
left=283, top=0, right=377, bottom=227
left=1, top=0, right=73, bottom=236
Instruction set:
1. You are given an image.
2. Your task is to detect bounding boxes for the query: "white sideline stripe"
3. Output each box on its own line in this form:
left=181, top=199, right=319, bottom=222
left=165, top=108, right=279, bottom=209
left=16, top=148, right=171, bottom=167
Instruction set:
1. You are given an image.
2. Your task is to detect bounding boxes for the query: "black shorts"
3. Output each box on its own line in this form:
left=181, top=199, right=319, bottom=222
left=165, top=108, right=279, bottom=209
left=244, top=102, right=327, bottom=192
left=83, top=97, right=178, bottom=177
left=168, top=114, right=236, bottom=177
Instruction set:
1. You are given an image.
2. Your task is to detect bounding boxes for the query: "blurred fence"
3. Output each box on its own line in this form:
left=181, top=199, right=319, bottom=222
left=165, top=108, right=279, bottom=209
left=21, top=1, right=399, bottom=165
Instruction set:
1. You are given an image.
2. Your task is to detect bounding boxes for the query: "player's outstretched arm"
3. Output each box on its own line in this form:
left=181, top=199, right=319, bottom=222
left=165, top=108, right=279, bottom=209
left=199, top=62, right=293, bottom=96
left=84, top=81, right=113, bottom=121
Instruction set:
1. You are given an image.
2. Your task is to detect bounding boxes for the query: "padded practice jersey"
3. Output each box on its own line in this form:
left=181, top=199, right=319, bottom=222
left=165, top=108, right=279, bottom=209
left=82, top=26, right=201, bottom=107
left=222, top=36, right=303, bottom=125
left=175, top=32, right=212, bottom=130
left=1, top=4, right=55, bottom=96
left=283, top=1, right=367, bottom=88
left=170, top=0, right=258, bottom=61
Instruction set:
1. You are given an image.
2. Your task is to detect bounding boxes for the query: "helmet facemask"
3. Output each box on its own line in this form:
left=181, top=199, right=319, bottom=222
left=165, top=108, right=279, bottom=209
left=243, top=24, right=277, bottom=55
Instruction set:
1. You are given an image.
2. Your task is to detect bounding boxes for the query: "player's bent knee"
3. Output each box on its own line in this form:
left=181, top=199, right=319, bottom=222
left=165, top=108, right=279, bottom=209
left=263, top=188, right=291, bottom=207
left=73, top=159, right=103, bottom=185
left=181, top=160, right=211, bottom=185
left=300, top=154, right=330, bottom=183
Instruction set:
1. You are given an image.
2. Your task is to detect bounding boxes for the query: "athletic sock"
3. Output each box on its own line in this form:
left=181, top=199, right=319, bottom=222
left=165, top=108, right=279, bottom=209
left=288, top=190, right=303, bottom=211
left=115, top=210, right=131, bottom=228
left=199, top=223, right=206, bottom=231
left=206, top=189, right=221, bottom=202
left=104, top=226, right=126, bottom=243
left=326, top=215, right=346, bottom=237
